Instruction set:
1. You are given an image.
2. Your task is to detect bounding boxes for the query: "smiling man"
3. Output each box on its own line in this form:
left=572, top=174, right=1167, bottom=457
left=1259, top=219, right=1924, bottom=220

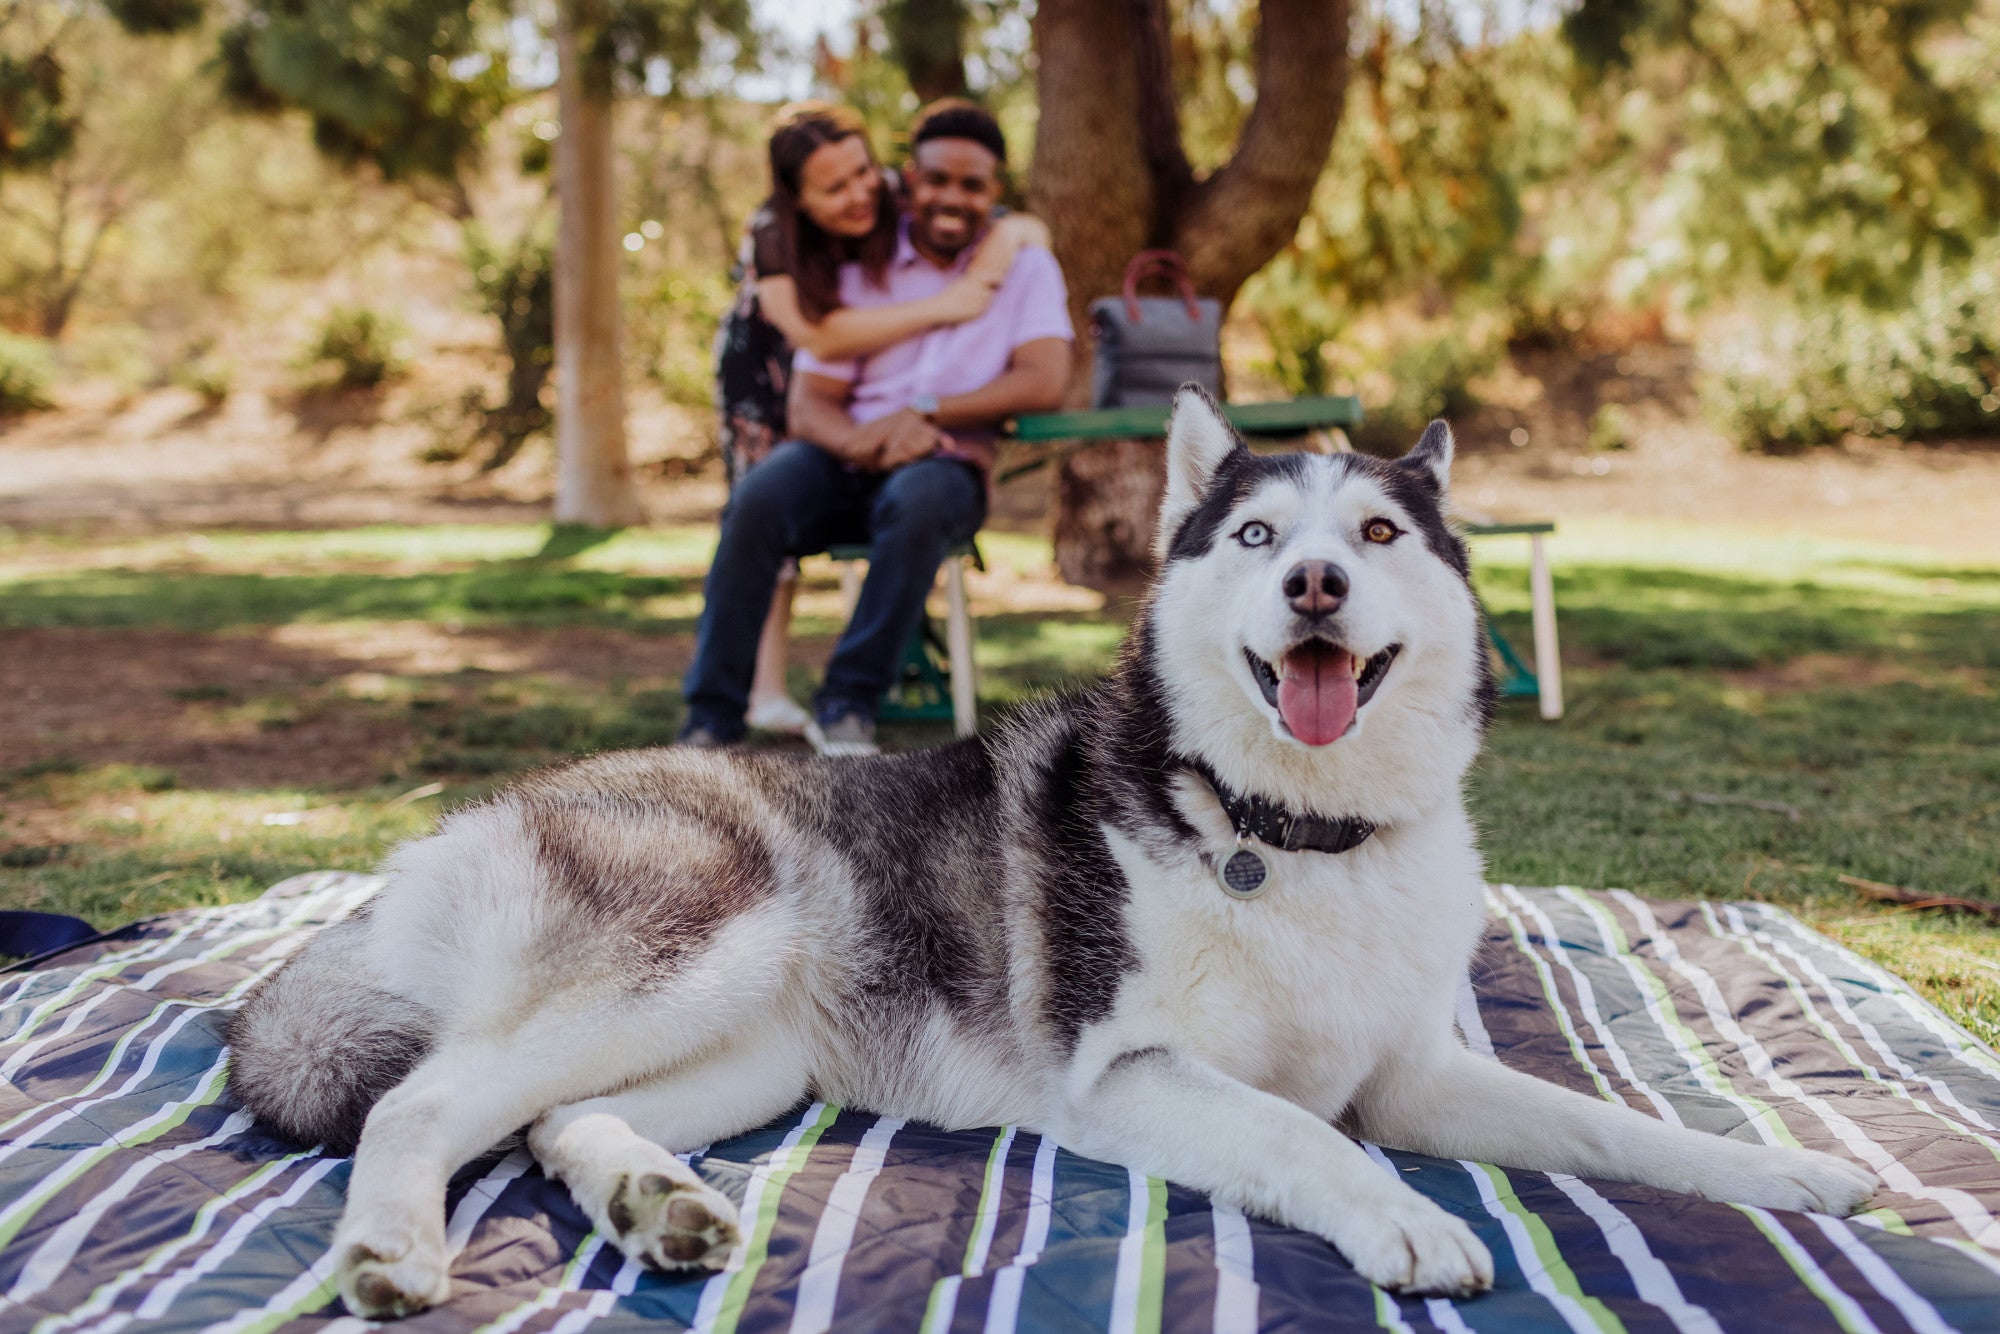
left=682, top=100, right=1074, bottom=755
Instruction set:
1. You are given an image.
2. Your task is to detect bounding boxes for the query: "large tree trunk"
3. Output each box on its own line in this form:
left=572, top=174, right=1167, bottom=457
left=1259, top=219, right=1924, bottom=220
left=1031, top=0, right=1350, bottom=593
left=552, top=0, right=642, bottom=528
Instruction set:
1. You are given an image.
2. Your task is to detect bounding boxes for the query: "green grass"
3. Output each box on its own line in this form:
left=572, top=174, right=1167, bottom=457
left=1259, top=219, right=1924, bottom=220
left=2, top=518, right=1995, bottom=1042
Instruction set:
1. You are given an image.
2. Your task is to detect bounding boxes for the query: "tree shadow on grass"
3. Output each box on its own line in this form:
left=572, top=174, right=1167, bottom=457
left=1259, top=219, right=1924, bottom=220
left=532, top=523, right=623, bottom=563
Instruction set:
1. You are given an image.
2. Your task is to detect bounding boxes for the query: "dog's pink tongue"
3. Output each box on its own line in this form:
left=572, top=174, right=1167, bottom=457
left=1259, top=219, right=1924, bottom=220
left=1277, top=644, right=1358, bottom=745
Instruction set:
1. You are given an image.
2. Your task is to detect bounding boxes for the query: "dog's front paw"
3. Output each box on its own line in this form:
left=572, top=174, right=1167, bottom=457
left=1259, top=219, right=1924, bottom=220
left=607, top=1171, right=740, bottom=1271
left=1331, top=1192, right=1493, bottom=1297
left=336, top=1234, right=451, bottom=1319
left=1723, top=1147, right=1880, bottom=1216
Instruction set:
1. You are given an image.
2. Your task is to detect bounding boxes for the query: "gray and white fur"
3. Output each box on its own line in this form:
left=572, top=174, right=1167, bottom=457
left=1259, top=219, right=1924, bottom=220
left=229, top=387, right=1878, bottom=1318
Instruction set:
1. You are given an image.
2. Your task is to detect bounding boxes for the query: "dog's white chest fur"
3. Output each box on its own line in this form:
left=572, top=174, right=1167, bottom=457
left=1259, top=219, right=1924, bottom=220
left=1100, top=815, right=1487, bottom=1115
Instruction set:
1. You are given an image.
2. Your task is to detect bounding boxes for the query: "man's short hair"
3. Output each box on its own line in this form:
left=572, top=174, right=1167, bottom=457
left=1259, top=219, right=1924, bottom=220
left=910, top=99, right=1007, bottom=167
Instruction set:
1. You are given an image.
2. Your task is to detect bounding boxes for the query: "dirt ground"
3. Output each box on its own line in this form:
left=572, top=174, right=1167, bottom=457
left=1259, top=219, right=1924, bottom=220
left=0, top=624, right=714, bottom=791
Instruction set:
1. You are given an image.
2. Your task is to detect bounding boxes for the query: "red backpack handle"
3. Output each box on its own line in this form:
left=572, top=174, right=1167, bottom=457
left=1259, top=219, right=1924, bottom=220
left=1121, top=249, right=1202, bottom=323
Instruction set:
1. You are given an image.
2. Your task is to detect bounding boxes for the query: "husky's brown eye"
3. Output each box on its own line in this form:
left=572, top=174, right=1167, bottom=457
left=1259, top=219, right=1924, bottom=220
left=1363, top=518, right=1400, bottom=545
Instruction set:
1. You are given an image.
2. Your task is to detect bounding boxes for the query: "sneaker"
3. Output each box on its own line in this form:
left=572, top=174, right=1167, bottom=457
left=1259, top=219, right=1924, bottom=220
left=804, top=711, right=879, bottom=758
left=746, top=694, right=812, bottom=736
left=675, top=722, right=734, bottom=749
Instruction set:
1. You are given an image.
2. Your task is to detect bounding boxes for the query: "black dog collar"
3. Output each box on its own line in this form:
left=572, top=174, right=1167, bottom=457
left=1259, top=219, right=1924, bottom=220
left=1186, top=758, right=1377, bottom=854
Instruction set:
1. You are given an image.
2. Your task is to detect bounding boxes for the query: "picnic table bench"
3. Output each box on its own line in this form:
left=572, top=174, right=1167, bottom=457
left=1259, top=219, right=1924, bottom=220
left=829, top=396, right=1561, bottom=736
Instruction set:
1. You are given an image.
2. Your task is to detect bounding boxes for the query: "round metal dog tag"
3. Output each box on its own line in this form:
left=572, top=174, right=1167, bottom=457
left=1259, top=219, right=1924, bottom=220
left=1218, top=845, right=1270, bottom=899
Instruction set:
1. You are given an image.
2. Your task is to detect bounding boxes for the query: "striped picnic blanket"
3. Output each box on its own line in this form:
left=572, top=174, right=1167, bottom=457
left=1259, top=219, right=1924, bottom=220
left=3, top=872, right=1998, bottom=1333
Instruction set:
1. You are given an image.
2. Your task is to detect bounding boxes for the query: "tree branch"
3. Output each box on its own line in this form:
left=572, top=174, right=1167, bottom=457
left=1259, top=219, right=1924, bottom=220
left=1173, top=0, right=1350, bottom=303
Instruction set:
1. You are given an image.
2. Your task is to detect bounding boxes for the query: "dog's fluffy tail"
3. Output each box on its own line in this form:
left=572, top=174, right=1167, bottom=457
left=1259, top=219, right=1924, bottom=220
left=228, top=921, right=436, bottom=1156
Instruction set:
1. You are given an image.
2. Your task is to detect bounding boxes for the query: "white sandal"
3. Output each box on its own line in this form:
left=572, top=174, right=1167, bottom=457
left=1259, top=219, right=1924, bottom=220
left=746, top=694, right=812, bottom=736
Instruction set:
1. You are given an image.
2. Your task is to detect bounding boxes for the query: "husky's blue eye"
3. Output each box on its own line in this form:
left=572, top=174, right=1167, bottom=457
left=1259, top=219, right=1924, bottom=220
left=1235, top=521, right=1272, bottom=548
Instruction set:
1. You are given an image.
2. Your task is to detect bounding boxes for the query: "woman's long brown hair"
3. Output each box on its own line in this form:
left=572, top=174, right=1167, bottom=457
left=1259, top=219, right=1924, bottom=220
left=766, top=103, right=897, bottom=323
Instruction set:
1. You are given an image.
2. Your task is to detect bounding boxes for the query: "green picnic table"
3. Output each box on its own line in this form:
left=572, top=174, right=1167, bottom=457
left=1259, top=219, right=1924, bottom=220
left=1001, top=395, right=1365, bottom=480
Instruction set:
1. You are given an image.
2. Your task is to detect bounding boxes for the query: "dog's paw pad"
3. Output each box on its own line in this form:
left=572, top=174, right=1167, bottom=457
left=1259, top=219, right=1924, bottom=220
left=339, top=1240, right=450, bottom=1319
left=609, top=1172, right=739, bottom=1271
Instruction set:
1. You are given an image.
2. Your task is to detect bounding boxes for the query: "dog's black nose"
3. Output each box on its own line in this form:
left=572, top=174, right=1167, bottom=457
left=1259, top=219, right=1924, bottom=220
left=1283, top=560, right=1348, bottom=619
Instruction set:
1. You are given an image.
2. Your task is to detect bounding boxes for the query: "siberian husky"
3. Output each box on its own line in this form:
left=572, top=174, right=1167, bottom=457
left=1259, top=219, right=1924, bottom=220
left=230, top=388, right=1877, bottom=1318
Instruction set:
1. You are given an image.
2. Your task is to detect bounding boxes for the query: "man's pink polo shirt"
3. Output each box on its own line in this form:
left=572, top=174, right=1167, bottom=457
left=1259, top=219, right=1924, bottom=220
left=791, top=223, right=1073, bottom=475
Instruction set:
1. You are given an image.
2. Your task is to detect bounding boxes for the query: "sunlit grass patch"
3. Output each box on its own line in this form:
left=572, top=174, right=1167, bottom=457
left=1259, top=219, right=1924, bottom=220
left=1792, top=905, right=2000, bottom=1050
left=0, top=765, right=450, bottom=926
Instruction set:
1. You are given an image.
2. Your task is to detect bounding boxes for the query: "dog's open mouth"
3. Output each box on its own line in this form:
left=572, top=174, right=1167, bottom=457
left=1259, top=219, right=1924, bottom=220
left=1244, top=641, right=1401, bottom=745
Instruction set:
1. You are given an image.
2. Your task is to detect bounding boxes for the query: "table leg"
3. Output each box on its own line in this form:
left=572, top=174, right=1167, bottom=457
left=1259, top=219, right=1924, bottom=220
left=945, top=557, right=976, bottom=737
left=1528, top=533, right=1564, bottom=720
left=838, top=561, right=863, bottom=621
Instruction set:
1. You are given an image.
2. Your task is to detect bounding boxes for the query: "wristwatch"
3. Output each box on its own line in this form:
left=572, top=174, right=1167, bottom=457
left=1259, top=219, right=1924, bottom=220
left=911, top=394, right=940, bottom=423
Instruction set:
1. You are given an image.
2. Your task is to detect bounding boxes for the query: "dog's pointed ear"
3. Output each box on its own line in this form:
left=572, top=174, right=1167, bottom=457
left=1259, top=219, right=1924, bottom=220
left=1155, top=386, right=1244, bottom=562
left=1403, top=419, right=1454, bottom=496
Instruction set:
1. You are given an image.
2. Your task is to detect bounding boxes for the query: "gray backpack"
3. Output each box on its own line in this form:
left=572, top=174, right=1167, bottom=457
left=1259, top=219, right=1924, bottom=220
left=1088, top=250, right=1223, bottom=408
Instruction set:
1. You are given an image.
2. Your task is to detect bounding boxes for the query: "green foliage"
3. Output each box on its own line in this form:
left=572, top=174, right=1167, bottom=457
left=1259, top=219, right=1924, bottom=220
left=1350, top=327, right=1501, bottom=456
left=63, top=324, right=154, bottom=391
left=1703, top=258, right=2000, bottom=448
left=0, top=331, right=55, bottom=412
left=0, top=0, right=205, bottom=180
left=1567, top=0, right=2000, bottom=307
left=1248, top=16, right=1583, bottom=326
left=0, top=51, right=75, bottom=172
left=99, top=0, right=206, bottom=35
left=461, top=225, right=554, bottom=468
left=1253, top=250, right=1501, bottom=455
left=299, top=307, right=408, bottom=391
left=573, top=0, right=759, bottom=96
left=1244, top=15, right=1592, bottom=442
left=1587, top=402, right=1634, bottom=452
left=628, top=263, right=731, bottom=408
left=220, top=0, right=511, bottom=189
left=171, top=353, right=231, bottom=407
left=1239, top=0, right=2000, bottom=453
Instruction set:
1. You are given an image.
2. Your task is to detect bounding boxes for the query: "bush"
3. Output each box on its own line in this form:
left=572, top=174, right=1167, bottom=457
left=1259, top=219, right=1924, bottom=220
left=1348, top=329, right=1500, bottom=456
left=298, top=307, right=407, bottom=391
left=461, top=228, right=553, bottom=470
left=171, top=353, right=231, bottom=407
left=1703, top=261, right=2000, bottom=449
left=0, top=332, right=56, bottom=413
left=61, top=325, right=155, bottom=393
left=1587, top=403, right=1634, bottom=452
left=172, top=344, right=232, bottom=408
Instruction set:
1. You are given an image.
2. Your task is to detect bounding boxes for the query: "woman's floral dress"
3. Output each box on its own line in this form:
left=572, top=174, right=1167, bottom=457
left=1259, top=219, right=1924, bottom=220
left=713, top=207, right=792, bottom=492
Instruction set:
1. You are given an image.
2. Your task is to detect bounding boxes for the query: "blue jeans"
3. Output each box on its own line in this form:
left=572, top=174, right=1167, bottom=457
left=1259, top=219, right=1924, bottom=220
left=684, top=441, right=986, bottom=739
